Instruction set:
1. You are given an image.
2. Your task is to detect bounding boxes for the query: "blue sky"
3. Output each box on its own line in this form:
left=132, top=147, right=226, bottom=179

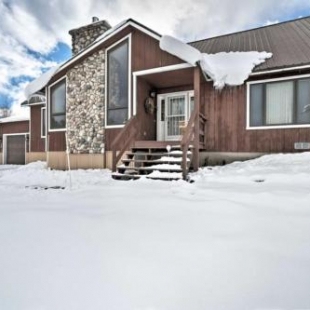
left=1, top=0, right=310, bottom=115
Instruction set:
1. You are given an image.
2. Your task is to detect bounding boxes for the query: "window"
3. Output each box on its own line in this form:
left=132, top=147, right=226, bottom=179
left=249, top=77, right=310, bottom=128
left=50, top=79, right=66, bottom=130
left=41, top=107, right=46, bottom=138
left=106, top=39, right=129, bottom=126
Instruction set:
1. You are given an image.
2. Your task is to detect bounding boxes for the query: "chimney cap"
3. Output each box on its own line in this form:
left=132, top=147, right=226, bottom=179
left=92, top=16, right=99, bottom=23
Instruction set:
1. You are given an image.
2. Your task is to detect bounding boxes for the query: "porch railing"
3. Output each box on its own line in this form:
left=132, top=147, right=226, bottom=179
left=180, top=110, right=207, bottom=180
left=111, top=115, right=139, bottom=172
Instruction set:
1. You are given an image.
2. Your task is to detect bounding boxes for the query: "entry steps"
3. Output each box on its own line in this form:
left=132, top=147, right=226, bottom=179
left=111, top=145, right=192, bottom=181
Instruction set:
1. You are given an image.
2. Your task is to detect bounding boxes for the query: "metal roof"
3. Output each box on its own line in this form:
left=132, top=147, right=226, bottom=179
left=189, top=17, right=310, bottom=72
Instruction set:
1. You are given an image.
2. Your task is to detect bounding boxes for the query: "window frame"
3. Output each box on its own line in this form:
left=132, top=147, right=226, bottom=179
left=41, top=107, right=46, bottom=138
left=105, top=34, right=132, bottom=129
left=247, top=74, right=310, bottom=130
left=48, top=76, right=67, bottom=132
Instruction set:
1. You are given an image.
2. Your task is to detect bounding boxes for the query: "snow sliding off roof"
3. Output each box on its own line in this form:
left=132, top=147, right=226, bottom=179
left=160, top=35, right=272, bottom=89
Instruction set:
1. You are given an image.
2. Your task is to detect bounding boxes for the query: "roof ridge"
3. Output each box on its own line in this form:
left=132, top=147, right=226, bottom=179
left=188, top=15, right=310, bottom=44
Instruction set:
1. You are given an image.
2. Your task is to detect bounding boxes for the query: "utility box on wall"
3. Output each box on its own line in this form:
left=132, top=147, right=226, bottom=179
left=294, top=142, right=310, bottom=150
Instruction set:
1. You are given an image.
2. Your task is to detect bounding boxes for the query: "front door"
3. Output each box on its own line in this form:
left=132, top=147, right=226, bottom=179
left=157, top=91, right=194, bottom=141
left=165, top=94, right=186, bottom=140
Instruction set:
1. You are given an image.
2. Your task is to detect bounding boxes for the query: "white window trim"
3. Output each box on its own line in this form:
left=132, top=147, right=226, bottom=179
left=41, top=107, right=46, bottom=138
left=2, top=133, right=28, bottom=165
left=48, top=76, right=67, bottom=132
left=246, top=73, right=310, bottom=130
left=105, top=34, right=132, bottom=129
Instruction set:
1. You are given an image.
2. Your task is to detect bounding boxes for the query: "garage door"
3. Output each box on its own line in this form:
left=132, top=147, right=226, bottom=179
left=6, top=135, right=25, bottom=165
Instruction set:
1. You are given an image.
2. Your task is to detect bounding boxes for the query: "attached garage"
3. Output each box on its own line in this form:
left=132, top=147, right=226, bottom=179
left=0, top=116, right=29, bottom=165
left=5, top=134, right=26, bottom=164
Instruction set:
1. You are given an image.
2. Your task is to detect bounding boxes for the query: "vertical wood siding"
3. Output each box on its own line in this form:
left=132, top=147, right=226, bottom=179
left=30, top=105, right=46, bottom=152
left=105, top=29, right=184, bottom=150
left=48, top=132, right=66, bottom=152
left=131, top=29, right=183, bottom=72
left=202, top=82, right=310, bottom=153
left=0, top=121, right=29, bottom=135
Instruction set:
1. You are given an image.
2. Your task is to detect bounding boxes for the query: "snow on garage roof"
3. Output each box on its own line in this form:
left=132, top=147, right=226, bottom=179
left=0, top=115, right=29, bottom=123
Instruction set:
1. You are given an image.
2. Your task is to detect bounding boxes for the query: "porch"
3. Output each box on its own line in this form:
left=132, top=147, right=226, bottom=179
left=110, top=65, right=207, bottom=180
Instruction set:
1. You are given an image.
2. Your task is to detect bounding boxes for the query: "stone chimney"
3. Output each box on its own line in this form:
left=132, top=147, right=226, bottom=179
left=69, top=17, right=111, bottom=55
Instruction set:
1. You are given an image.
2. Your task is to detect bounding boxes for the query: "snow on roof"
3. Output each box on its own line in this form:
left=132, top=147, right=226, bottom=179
left=160, top=35, right=200, bottom=66
left=24, top=65, right=61, bottom=99
left=200, top=51, right=272, bottom=89
left=159, top=35, right=272, bottom=89
left=0, top=115, right=29, bottom=123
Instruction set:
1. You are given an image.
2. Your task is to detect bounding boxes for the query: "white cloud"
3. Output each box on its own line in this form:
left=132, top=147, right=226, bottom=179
left=1, top=0, right=310, bottom=116
left=6, top=0, right=310, bottom=46
left=0, top=31, right=57, bottom=115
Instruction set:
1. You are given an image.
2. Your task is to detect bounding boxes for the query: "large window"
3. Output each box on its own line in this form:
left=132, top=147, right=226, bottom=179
left=106, top=39, right=129, bottom=126
left=50, top=79, right=66, bottom=130
left=249, top=77, right=310, bottom=128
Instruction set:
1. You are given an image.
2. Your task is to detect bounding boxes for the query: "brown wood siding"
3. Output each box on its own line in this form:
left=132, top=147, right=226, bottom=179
left=131, top=29, right=182, bottom=72
left=0, top=121, right=29, bottom=136
left=30, top=105, right=46, bottom=152
left=202, top=82, right=310, bottom=153
left=105, top=29, right=184, bottom=151
left=105, top=78, right=156, bottom=151
left=52, top=25, right=184, bottom=83
left=105, top=128, right=121, bottom=151
left=135, top=78, right=156, bottom=140
left=47, top=132, right=66, bottom=152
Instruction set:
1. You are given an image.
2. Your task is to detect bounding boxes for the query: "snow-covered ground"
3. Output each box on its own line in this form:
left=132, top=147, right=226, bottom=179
left=1, top=153, right=310, bottom=310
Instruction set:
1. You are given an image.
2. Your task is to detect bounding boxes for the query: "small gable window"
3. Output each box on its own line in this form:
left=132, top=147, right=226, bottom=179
left=50, top=78, right=66, bottom=130
left=248, top=77, right=310, bottom=128
left=106, top=38, right=129, bottom=126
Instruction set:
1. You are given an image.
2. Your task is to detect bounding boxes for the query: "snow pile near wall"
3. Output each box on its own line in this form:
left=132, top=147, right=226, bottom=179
left=159, top=35, right=272, bottom=89
left=201, top=51, right=272, bottom=89
left=24, top=65, right=61, bottom=98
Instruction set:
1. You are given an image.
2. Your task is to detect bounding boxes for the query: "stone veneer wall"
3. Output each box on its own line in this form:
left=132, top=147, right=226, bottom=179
left=69, top=20, right=111, bottom=55
left=66, top=50, right=105, bottom=154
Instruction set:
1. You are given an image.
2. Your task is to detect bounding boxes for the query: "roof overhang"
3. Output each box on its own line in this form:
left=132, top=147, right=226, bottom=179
left=135, top=65, right=194, bottom=89
left=250, top=63, right=310, bottom=76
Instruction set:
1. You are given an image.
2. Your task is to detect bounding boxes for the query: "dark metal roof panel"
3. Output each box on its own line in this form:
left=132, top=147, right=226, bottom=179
left=189, top=17, right=310, bottom=72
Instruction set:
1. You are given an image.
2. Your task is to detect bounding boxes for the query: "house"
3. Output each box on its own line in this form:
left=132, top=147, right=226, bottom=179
left=19, top=16, right=310, bottom=179
left=0, top=116, right=29, bottom=165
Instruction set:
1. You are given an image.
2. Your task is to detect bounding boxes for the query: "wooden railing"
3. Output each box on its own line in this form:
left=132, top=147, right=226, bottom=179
left=111, top=116, right=139, bottom=172
left=199, top=113, right=207, bottom=149
left=180, top=111, right=207, bottom=180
